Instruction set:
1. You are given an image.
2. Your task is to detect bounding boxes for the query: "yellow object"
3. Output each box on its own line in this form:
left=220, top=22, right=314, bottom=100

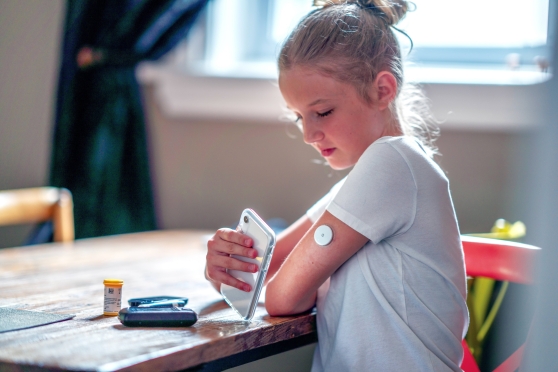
left=103, top=279, right=123, bottom=316
left=469, top=219, right=526, bottom=240
left=464, top=219, right=526, bottom=363
left=103, top=279, right=124, bottom=286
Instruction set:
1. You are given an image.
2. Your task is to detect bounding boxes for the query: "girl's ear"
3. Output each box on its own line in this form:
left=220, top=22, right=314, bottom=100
left=370, top=71, right=398, bottom=110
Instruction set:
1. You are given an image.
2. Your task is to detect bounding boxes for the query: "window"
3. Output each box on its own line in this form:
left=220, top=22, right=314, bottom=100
left=138, top=0, right=553, bottom=126
left=396, top=0, right=551, bottom=66
left=191, top=0, right=552, bottom=82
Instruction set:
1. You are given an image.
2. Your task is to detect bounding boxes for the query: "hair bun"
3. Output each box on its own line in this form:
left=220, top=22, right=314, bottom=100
left=313, top=0, right=345, bottom=6
left=365, top=0, right=410, bottom=26
left=312, top=0, right=410, bottom=27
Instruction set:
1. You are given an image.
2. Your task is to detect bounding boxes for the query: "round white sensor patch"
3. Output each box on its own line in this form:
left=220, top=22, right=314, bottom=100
left=314, top=225, right=333, bottom=246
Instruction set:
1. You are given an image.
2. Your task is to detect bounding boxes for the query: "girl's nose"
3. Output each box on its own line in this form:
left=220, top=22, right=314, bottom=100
left=302, top=120, right=324, bottom=144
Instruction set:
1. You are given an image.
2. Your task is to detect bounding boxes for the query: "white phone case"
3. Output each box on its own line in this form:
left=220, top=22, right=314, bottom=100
left=221, top=209, right=276, bottom=321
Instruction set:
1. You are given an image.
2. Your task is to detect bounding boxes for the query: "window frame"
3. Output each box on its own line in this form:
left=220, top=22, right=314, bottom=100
left=200, top=0, right=555, bottom=77
left=136, top=0, right=556, bottom=130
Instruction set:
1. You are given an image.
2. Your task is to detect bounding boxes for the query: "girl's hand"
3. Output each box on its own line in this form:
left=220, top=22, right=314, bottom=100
left=205, top=228, right=259, bottom=292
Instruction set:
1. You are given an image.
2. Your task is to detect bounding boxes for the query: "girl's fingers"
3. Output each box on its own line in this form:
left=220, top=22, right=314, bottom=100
left=208, top=229, right=257, bottom=258
left=209, top=253, right=259, bottom=274
left=205, top=228, right=259, bottom=291
left=207, top=266, right=252, bottom=292
left=217, top=228, right=253, bottom=248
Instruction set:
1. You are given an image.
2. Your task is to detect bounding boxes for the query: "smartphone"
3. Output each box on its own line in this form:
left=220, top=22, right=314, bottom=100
left=221, top=209, right=276, bottom=321
left=118, top=307, right=197, bottom=327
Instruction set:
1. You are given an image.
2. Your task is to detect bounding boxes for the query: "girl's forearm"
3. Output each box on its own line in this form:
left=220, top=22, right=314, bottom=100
left=265, top=215, right=312, bottom=284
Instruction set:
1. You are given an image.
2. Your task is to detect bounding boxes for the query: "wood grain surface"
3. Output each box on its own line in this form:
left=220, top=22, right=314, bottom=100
left=0, top=230, right=316, bottom=371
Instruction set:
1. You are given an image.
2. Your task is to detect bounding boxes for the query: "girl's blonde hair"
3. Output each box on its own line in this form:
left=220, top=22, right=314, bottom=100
left=278, top=0, right=439, bottom=157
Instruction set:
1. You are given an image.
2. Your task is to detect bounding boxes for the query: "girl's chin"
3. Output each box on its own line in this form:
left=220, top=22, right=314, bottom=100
left=326, top=159, right=354, bottom=171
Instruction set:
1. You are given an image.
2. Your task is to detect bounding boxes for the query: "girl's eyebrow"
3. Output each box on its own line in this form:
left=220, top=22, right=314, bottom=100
left=285, top=98, right=329, bottom=111
left=308, top=98, right=328, bottom=107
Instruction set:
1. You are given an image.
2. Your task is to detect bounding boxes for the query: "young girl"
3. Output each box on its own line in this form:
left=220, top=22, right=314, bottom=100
left=205, top=0, right=469, bottom=370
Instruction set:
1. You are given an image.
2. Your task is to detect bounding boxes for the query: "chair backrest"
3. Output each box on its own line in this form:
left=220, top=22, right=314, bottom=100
left=462, top=235, right=538, bottom=284
left=0, top=187, right=74, bottom=243
left=460, top=235, right=540, bottom=372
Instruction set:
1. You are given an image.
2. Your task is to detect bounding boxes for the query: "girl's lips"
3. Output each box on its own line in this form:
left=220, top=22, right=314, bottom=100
left=321, top=148, right=335, bottom=157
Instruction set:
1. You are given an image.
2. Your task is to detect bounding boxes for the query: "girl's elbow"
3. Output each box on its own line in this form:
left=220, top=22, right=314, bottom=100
left=266, top=299, right=298, bottom=317
left=265, top=302, right=284, bottom=317
left=265, top=285, right=313, bottom=316
left=265, top=284, right=297, bottom=316
left=265, top=289, right=290, bottom=316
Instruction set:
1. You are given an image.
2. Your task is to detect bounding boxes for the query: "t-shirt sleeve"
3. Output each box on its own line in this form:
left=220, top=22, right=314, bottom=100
left=327, top=142, right=417, bottom=244
left=306, top=178, right=347, bottom=223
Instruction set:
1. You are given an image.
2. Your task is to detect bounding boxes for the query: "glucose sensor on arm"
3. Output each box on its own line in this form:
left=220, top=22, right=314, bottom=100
left=314, top=225, right=333, bottom=246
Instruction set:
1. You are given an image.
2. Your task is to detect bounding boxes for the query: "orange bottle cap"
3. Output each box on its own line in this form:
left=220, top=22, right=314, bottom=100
left=103, top=278, right=124, bottom=285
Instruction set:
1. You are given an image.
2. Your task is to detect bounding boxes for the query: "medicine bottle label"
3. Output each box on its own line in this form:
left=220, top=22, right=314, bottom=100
left=104, top=286, right=122, bottom=315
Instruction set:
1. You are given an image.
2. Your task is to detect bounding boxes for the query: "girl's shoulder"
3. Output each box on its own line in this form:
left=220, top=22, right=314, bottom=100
left=363, top=135, right=428, bottom=165
left=362, top=135, right=445, bottom=181
left=372, top=135, right=424, bottom=152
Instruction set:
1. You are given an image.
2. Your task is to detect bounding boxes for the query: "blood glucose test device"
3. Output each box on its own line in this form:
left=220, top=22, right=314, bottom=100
left=118, top=306, right=197, bottom=327
left=128, top=296, right=188, bottom=308
left=118, top=295, right=196, bottom=327
left=314, top=225, right=333, bottom=246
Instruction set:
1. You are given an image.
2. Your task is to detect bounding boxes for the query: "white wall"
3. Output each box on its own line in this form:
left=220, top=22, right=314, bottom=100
left=143, top=82, right=521, bottom=235
left=0, top=0, right=65, bottom=247
left=520, top=5, right=558, bottom=367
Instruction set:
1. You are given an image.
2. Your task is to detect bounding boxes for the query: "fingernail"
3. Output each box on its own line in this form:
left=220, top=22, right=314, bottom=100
left=244, top=239, right=251, bottom=246
left=244, top=285, right=251, bottom=292
left=252, top=265, right=258, bottom=272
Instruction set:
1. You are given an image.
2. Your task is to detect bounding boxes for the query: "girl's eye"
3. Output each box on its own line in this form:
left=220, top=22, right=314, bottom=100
left=293, top=116, right=303, bottom=131
left=317, top=109, right=333, bottom=118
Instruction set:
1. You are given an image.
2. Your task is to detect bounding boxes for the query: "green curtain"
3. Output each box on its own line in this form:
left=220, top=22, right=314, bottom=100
left=49, top=0, right=209, bottom=239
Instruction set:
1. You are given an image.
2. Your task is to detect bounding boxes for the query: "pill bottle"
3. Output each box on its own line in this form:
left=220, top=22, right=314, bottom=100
left=103, top=279, right=123, bottom=316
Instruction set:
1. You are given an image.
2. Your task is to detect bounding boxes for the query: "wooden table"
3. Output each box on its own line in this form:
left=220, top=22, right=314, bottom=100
left=0, top=230, right=317, bottom=371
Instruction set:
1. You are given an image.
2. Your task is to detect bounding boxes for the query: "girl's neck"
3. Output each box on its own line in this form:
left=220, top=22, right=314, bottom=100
left=380, top=115, right=404, bottom=138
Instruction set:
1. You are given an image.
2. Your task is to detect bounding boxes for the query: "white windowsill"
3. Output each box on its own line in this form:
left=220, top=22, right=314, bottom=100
left=136, top=61, right=552, bottom=131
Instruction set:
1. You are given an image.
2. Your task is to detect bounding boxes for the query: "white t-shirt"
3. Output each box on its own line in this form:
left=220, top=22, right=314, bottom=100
left=308, top=136, right=469, bottom=372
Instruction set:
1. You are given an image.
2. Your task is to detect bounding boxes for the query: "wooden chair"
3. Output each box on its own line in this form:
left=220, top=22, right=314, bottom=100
left=460, top=235, right=540, bottom=372
left=0, top=187, right=75, bottom=243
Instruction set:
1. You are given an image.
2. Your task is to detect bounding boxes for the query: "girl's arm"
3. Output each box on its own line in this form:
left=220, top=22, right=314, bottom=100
left=265, top=215, right=313, bottom=284
left=265, top=210, right=368, bottom=316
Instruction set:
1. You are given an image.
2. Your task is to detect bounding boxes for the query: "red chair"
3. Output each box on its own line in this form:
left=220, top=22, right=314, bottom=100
left=460, top=235, right=540, bottom=372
